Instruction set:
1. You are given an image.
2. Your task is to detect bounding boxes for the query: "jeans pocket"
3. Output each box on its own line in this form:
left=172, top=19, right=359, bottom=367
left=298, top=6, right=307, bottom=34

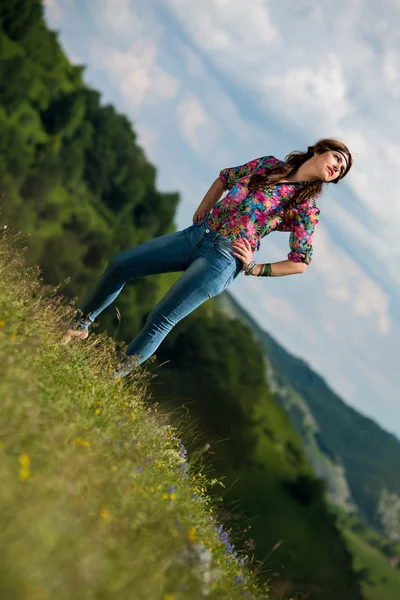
left=213, top=239, right=235, bottom=262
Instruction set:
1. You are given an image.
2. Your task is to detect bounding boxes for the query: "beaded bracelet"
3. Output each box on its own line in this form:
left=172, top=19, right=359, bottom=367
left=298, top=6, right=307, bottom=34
left=257, top=263, right=272, bottom=277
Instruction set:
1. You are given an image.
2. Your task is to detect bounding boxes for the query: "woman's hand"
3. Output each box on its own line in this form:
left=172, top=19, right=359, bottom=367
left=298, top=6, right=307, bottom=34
left=192, top=209, right=208, bottom=223
left=231, top=238, right=254, bottom=269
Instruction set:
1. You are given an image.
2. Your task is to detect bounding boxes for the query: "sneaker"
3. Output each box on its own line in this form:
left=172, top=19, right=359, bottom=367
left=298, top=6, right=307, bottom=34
left=62, top=320, right=90, bottom=344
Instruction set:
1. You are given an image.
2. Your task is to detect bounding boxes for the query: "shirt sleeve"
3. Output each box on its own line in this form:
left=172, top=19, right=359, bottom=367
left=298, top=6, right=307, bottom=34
left=218, top=155, right=280, bottom=191
left=287, top=203, right=320, bottom=265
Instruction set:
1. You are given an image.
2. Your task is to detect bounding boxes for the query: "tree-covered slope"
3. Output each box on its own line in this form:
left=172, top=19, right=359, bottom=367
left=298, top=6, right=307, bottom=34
left=214, top=291, right=400, bottom=540
left=0, top=0, right=180, bottom=346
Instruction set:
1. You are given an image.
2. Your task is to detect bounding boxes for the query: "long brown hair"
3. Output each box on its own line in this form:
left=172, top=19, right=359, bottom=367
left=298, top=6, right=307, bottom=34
left=248, top=138, right=352, bottom=220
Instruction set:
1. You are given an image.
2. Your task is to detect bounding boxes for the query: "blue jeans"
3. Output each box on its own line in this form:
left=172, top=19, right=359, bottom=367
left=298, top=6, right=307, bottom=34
left=75, top=218, right=243, bottom=365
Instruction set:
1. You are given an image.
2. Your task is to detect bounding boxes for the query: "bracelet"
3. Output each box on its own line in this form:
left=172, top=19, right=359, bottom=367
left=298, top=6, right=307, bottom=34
left=257, top=263, right=272, bottom=277
left=244, top=260, right=256, bottom=276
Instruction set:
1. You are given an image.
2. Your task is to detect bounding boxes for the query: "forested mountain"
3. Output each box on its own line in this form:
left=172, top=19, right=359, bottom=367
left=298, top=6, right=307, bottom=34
left=214, top=291, right=400, bottom=542
left=0, top=0, right=181, bottom=346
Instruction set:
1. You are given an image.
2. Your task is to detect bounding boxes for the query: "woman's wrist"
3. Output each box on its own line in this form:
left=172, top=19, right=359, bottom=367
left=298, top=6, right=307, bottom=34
left=249, top=263, right=272, bottom=276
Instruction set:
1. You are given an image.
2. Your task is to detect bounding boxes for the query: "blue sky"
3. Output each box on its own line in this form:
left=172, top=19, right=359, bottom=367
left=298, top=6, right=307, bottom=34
left=44, top=0, right=400, bottom=439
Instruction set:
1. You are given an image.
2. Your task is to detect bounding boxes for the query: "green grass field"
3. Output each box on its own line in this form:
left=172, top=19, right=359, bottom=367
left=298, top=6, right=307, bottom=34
left=0, top=228, right=279, bottom=599
left=341, top=529, right=400, bottom=600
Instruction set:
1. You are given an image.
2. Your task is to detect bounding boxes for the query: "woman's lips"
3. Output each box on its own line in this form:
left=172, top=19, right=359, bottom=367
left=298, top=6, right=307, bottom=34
left=327, top=166, right=334, bottom=176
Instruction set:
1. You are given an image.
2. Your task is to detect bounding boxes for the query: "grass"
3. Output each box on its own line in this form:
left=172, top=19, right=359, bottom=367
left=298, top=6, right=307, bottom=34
left=342, top=529, right=400, bottom=600
left=0, top=224, right=282, bottom=600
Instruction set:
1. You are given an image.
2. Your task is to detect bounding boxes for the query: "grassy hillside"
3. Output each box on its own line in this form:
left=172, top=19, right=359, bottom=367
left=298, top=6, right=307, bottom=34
left=332, top=506, right=400, bottom=600
left=0, top=229, right=276, bottom=599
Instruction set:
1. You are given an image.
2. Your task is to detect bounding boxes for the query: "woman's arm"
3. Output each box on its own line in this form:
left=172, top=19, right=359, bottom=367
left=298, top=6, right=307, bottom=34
left=232, top=240, right=307, bottom=276
left=193, top=178, right=225, bottom=221
left=251, top=260, right=306, bottom=276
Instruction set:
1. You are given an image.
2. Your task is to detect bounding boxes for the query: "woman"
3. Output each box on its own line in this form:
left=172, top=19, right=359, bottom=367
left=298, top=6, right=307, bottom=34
left=64, top=138, right=352, bottom=378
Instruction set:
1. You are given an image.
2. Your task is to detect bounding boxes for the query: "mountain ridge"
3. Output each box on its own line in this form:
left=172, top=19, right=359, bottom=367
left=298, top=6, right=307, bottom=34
left=214, top=290, right=400, bottom=539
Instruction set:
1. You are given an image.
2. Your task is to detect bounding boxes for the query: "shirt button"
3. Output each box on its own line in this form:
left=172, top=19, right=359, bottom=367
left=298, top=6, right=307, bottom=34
left=206, top=229, right=210, bottom=233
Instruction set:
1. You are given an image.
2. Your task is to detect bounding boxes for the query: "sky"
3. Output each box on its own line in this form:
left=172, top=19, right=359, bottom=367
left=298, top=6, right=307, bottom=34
left=44, top=0, right=400, bottom=439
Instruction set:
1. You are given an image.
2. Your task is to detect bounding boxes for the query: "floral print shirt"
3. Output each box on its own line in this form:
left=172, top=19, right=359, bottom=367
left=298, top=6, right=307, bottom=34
left=206, top=155, right=320, bottom=265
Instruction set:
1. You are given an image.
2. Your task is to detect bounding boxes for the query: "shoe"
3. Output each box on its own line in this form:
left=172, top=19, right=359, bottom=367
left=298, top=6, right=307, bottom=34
left=62, top=320, right=90, bottom=344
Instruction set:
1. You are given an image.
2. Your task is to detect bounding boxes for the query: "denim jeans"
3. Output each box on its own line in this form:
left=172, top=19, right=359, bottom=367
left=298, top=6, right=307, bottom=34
left=75, top=218, right=244, bottom=365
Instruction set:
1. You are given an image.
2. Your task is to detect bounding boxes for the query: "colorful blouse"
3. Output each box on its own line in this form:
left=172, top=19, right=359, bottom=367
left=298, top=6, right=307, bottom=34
left=206, top=155, right=320, bottom=265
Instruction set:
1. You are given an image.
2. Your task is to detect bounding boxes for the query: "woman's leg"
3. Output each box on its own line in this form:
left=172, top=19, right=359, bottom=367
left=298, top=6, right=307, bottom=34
left=114, top=252, right=238, bottom=375
left=74, top=229, right=194, bottom=327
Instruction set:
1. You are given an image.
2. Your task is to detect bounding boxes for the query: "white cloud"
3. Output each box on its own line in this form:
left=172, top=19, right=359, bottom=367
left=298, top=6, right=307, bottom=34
left=44, top=0, right=63, bottom=23
left=90, top=40, right=179, bottom=109
left=177, top=94, right=219, bottom=154
left=256, top=288, right=308, bottom=329
left=313, top=226, right=390, bottom=334
left=383, top=51, right=400, bottom=97
left=169, top=0, right=279, bottom=73
left=263, top=53, right=349, bottom=130
left=136, top=126, right=158, bottom=162
left=91, top=0, right=146, bottom=40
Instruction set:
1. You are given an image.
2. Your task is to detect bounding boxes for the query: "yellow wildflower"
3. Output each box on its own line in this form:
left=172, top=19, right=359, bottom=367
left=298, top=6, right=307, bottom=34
left=19, top=468, right=30, bottom=481
left=169, top=493, right=175, bottom=501
left=100, top=508, right=111, bottom=519
left=75, top=438, right=90, bottom=447
left=18, top=454, right=30, bottom=481
left=95, top=408, right=101, bottom=415
left=19, top=454, right=30, bottom=468
left=111, top=466, right=118, bottom=472
left=187, top=527, right=197, bottom=541
left=0, top=320, right=5, bottom=328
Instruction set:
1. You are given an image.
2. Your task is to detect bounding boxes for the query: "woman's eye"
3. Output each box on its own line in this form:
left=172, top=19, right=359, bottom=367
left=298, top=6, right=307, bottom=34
left=335, top=154, right=344, bottom=173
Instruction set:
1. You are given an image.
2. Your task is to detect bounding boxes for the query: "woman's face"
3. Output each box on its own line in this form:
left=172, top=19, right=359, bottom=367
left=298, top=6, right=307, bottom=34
left=313, top=149, right=348, bottom=182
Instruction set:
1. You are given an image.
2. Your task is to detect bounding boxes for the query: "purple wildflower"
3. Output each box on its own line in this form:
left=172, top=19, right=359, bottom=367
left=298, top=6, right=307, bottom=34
left=216, top=523, right=237, bottom=557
